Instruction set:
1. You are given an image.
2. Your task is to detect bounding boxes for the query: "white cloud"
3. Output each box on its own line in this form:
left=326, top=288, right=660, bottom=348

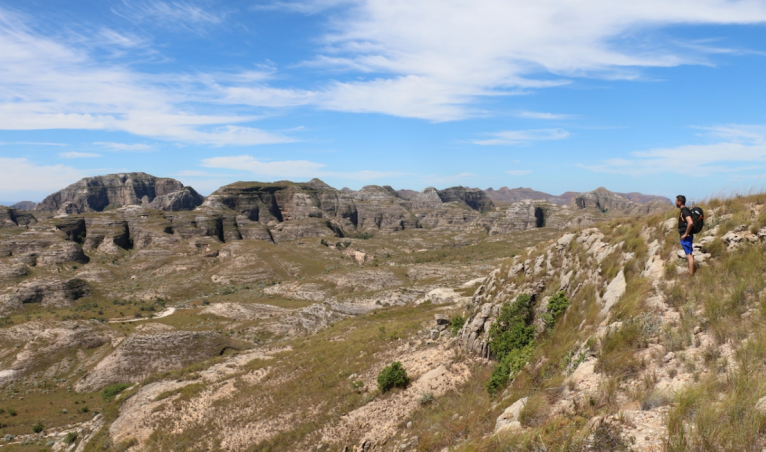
left=580, top=125, right=766, bottom=176
left=201, top=155, right=405, bottom=180
left=271, top=0, right=766, bottom=120
left=519, top=111, right=575, bottom=120
left=94, top=142, right=153, bottom=151
left=114, top=1, right=224, bottom=28
left=60, top=151, right=101, bottom=158
left=0, top=158, right=84, bottom=192
left=473, top=128, right=569, bottom=146
left=0, top=7, right=288, bottom=146
left=0, top=141, right=68, bottom=146
left=506, top=170, right=532, bottom=176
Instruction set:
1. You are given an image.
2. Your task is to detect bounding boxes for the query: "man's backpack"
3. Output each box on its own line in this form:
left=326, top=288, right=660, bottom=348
left=690, top=206, right=704, bottom=234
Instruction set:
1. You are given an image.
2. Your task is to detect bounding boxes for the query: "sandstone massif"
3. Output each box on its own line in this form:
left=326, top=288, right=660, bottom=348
left=34, top=172, right=204, bottom=214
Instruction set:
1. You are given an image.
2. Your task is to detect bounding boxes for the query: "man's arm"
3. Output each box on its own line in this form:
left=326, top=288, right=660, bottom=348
left=681, top=215, right=693, bottom=239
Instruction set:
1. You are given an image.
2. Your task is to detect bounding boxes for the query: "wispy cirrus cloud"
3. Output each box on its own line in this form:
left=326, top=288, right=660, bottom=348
left=113, top=1, right=224, bottom=28
left=473, top=128, right=570, bottom=146
left=518, top=111, right=576, bottom=120
left=580, top=124, right=766, bottom=177
left=94, top=142, right=153, bottom=151
left=233, top=0, right=766, bottom=121
left=0, top=141, right=68, bottom=146
left=201, top=155, right=405, bottom=180
left=60, top=151, right=101, bottom=158
left=0, top=6, right=289, bottom=146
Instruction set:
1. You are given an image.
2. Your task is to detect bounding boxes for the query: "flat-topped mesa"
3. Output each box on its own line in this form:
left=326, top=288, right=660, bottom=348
left=35, top=173, right=204, bottom=214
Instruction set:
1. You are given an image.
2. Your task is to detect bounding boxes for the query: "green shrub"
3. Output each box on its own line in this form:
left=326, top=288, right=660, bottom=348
left=450, top=315, right=466, bottom=336
left=486, top=344, right=534, bottom=395
left=377, top=361, right=410, bottom=393
left=32, top=422, right=44, bottom=433
left=541, top=292, right=569, bottom=327
left=102, top=383, right=131, bottom=401
left=63, top=432, right=78, bottom=445
left=486, top=293, right=537, bottom=394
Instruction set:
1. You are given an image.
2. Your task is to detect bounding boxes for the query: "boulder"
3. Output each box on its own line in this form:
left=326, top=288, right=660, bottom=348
left=495, top=397, right=528, bottom=433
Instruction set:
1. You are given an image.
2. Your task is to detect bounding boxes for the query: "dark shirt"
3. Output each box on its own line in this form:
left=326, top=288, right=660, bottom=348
left=678, top=207, right=693, bottom=236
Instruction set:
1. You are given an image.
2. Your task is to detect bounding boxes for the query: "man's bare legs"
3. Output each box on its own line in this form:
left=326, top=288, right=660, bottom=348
left=686, top=254, right=694, bottom=276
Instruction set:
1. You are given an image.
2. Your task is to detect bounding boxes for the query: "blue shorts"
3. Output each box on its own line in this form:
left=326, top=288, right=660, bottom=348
left=680, top=236, right=694, bottom=255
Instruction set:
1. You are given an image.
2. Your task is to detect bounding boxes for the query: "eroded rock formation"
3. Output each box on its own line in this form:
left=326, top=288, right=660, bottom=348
left=35, top=173, right=203, bottom=214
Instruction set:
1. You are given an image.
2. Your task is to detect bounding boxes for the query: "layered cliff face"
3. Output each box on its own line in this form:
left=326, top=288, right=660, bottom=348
left=35, top=173, right=204, bottom=214
left=202, top=179, right=495, bottom=238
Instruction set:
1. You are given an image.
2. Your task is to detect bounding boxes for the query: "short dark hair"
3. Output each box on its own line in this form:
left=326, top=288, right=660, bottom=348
left=676, top=195, right=686, bottom=205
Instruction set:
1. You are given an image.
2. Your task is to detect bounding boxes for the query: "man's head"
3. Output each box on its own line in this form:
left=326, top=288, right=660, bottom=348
left=676, top=195, right=686, bottom=208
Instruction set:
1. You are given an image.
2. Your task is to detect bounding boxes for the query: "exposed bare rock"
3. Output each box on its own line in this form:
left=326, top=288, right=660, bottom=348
left=436, top=186, right=494, bottom=213
left=0, top=263, right=29, bottom=282
left=495, top=397, right=528, bottom=433
left=573, top=187, right=668, bottom=215
left=0, top=320, right=117, bottom=384
left=0, top=278, right=90, bottom=313
left=147, top=186, right=204, bottom=211
left=74, top=329, right=241, bottom=392
left=37, top=241, right=89, bottom=265
left=36, top=172, right=202, bottom=213
left=0, top=206, right=37, bottom=228
left=489, top=200, right=593, bottom=234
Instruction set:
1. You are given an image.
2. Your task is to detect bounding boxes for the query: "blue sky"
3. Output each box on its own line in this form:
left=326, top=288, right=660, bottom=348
left=2, top=0, right=766, bottom=203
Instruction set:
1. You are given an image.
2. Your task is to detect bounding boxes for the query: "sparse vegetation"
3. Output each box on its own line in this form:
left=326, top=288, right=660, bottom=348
left=102, top=383, right=131, bottom=401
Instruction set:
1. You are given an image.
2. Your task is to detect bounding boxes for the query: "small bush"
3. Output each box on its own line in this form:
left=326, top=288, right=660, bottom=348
left=377, top=362, right=410, bottom=393
left=8, top=408, right=17, bottom=416
left=32, top=422, right=44, bottom=433
left=541, top=292, right=569, bottom=327
left=102, top=383, right=131, bottom=401
left=63, top=432, right=78, bottom=445
left=450, top=315, right=466, bottom=336
left=418, top=392, right=434, bottom=405
left=486, top=293, right=536, bottom=394
left=588, top=419, right=635, bottom=451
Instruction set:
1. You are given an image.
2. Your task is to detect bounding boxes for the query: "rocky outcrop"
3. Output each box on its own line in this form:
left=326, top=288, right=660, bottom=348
left=487, top=200, right=595, bottom=235
left=147, top=186, right=204, bottom=211
left=74, top=326, right=241, bottom=392
left=0, top=206, right=37, bottom=228
left=0, top=320, right=116, bottom=384
left=574, top=187, right=635, bottom=212
left=436, top=186, right=494, bottom=212
left=0, top=278, right=90, bottom=313
left=35, top=173, right=203, bottom=213
left=573, top=187, right=668, bottom=215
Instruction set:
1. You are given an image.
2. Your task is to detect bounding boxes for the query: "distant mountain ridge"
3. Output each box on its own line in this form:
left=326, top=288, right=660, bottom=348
left=484, top=186, right=671, bottom=205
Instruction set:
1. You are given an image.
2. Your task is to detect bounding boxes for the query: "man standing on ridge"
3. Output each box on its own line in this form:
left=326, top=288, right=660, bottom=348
left=676, top=195, right=694, bottom=276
